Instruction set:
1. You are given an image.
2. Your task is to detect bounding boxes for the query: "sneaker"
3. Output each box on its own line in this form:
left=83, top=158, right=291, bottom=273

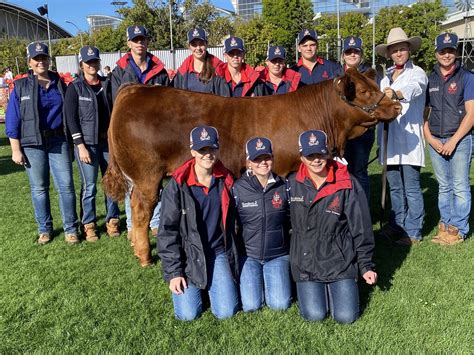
left=106, top=218, right=121, bottom=237
left=394, top=236, right=421, bottom=247
left=83, top=222, right=99, bottom=242
left=431, top=222, right=448, bottom=242
left=65, top=234, right=80, bottom=245
left=38, top=233, right=51, bottom=245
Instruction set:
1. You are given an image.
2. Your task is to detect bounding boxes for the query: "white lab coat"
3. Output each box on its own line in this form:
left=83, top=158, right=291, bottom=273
left=377, top=61, right=428, bottom=167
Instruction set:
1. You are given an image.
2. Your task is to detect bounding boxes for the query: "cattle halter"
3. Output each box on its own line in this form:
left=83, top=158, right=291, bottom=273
left=338, top=91, right=387, bottom=117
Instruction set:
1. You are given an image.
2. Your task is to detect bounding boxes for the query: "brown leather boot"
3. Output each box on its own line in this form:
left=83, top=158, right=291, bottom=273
left=38, top=233, right=51, bottom=245
left=106, top=218, right=120, bottom=237
left=431, top=222, right=448, bottom=243
left=65, top=233, right=80, bottom=244
left=83, top=222, right=99, bottom=242
left=436, top=225, right=464, bottom=246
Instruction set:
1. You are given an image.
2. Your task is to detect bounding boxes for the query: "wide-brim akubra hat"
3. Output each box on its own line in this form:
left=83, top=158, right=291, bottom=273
left=375, top=27, right=421, bottom=58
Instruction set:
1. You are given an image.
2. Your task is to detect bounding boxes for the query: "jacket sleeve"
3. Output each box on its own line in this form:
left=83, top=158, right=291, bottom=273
left=157, top=178, right=186, bottom=282
left=64, top=84, right=83, bottom=145
left=5, top=87, right=21, bottom=139
left=172, top=71, right=185, bottom=89
left=111, top=67, right=122, bottom=102
left=345, top=178, right=375, bottom=276
left=398, top=67, right=428, bottom=103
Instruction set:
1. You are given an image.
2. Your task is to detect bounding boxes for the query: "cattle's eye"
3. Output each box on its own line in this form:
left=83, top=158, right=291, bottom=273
left=359, top=89, right=367, bottom=94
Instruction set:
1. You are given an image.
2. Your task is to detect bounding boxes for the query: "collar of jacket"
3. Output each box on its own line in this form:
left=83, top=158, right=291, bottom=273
left=296, top=56, right=324, bottom=68
left=177, top=53, right=222, bottom=76
left=260, top=67, right=301, bottom=92
left=116, top=52, right=167, bottom=84
left=215, top=62, right=260, bottom=96
left=433, top=60, right=462, bottom=81
left=295, top=159, right=352, bottom=204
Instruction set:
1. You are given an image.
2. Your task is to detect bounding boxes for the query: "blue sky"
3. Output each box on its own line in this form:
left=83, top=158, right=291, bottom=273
left=7, top=0, right=233, bottom=35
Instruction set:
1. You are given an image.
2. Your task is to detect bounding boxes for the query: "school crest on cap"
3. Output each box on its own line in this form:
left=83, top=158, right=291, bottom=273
left=274, top=47, right=281, bottom=56
left=256, top=139, right=265, bottom=150
left=349, top=37, right=356, bottom=46
left=193, top=28, right=200, bottom=37
left=304, top=29, right=311, bottom=36
left=200, top=128, right=210, bottom=141
left=134, top=26, right=141, bottom=34
left=35, top=43, right=42, bottom=51
left=87, top=47, right=94, bottom=56
left=230, top=37, right=238, bottom=47
left=443, top=33, right=452, bottom=44
left=272, top=191, right=282, bottom=209
left=308, top=133, right=318, bottom=146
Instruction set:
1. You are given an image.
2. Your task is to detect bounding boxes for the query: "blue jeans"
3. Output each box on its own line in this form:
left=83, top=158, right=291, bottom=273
left=239, top=255, right=291, bottom=312
left=75, top=142, right=120, bottom=225
left=386, top=164, right=424, bottom=239
left=345, top=129, right=375, bottom=200
left=429, top=134, right=472, bottom=237
left=297, top=279, right=359, bottom=324
left=171, top=253, right=239, bottom=321
left=23, top=136, right=78, bottom=235
left=125, top=194, right=160, bottom=230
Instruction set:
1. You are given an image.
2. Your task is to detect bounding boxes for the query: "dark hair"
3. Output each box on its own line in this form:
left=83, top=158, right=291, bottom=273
left=199, top=52, right=215, bottom=84
left=104, top=65, right=111, bottom=71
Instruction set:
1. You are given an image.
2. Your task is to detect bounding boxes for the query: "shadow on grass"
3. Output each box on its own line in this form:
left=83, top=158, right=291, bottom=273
left=0, top=136, right=10, bottom=147
left=0, top=156, right=24, bottom=176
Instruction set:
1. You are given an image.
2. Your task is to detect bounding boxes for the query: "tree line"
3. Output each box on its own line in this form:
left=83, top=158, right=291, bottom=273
left=0, top=0, right=447, bottom=74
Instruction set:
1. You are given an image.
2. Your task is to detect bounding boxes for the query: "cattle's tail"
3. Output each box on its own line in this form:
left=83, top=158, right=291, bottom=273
left=103, top=139, right=128, bottom=202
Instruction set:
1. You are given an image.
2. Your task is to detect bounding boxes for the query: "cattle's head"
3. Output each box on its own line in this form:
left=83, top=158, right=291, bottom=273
left=334, top=67, right=401, bottom=127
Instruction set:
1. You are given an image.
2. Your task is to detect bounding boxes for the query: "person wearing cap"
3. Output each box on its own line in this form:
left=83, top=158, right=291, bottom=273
left=111, top=25, right=168, bottom=240
left=259, top=46, right=301, bottom=95
left=209, top=36, right=268, bottom=97
left=232, top=137, right=291, bottom=312
left=65, top=46, right=120, bottom=241
left=157, top=125, right=239, bottom=321
left=375, top=27, right=428, bottom=246
left=5, top=42, right=79, bottom=245
left=341, top=36, right=375, bottom=200
left=424, top=33, right=474, bottom=246
left=173, top=28, right=223, bottom=92
left=290, top=29, right=341, bottom=86
left=287, top=130, right=377, bottom=324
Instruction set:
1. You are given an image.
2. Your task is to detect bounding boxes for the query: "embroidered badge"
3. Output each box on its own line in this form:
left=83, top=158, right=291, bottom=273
left=87, top=47, right=94, bottom=56
left=230, top=37, right=238, bottom=47
left=35, top=43, right=42, bottom=51
left=272, top=191, right=283, bottom=208
left=448, top=81, right=457, bottom=94
left=134, top=26, right=141, bottom=34
left=200, top=128, right=210, bottom=141
left=443, top=33, right=451, bottom=44
left=349, top=37, right=356, bottom=46
left=256, top=138, right=265, bottom=150
left=308, top=133, right=319, bottom=146
left=325, top=195, right=341, bottom=215
left=304, top=29, right=311, bottom=36
left=322, top=71, right=329, bottom=78
left=274, top=47, right=281, bottom=56
left=290, top=196, right=304, bottom=202
left=242, top=200, right=258, bottom=208
left=193, top=28, right=200, bottom=37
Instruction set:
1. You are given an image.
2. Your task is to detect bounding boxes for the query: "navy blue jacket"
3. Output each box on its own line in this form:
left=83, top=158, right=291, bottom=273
left=233, top=173, right=290, bottom=261
left=291, top=57, right=342, bottom=86
left=288, top=160, right=375, bottom=282
left=426, top=61, right=470, bottom=137
left=172, top=54, right=223, bottom=92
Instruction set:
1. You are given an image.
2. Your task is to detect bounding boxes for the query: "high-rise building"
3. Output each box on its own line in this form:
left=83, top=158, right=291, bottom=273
left=231, top=0, right=457, bottom=20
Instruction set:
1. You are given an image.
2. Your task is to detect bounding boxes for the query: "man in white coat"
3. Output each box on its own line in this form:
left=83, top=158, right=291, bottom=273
left=376, top=27, right=428, bottom=246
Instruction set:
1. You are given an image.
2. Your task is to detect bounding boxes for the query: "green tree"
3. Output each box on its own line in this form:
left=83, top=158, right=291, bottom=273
left=0, top=37, right=29, bottom=74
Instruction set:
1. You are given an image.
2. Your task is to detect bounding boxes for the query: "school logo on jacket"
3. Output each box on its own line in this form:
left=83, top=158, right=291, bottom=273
left=448, top=81, right=457, bottom=94
left=325, top=195, right=341, bottom=215
left=200, top=128, right=210, bottom=141
left=242, top=200, right=258, bottom=208
left=272, top=191, right=282, bottom=208
left=322, top=71, right=329, bottom=79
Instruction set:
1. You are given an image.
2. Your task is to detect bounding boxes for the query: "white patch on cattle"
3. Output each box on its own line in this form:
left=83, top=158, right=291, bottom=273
left=20, top=96, right=31, bottom=101
left=242, top=200, right=258, bottom=208
left=79, top=96, right=92, bottom=102
left=429, top=87, right=439, bottom=92
left=291, top=196, right=304, bottom=202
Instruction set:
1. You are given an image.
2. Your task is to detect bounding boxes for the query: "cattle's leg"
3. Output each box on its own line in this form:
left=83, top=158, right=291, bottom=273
left=130, top=189, right=154, bottom=267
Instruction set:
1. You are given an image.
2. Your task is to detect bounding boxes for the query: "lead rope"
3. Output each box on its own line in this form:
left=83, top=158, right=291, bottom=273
left=380, top=122, right=389, bottom=231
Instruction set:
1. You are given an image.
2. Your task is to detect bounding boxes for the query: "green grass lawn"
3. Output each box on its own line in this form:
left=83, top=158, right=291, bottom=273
left=1, top=128, right=473, bottom=353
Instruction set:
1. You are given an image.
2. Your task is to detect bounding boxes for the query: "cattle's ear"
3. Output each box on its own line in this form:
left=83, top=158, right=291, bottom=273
left=334, top=75, right=356, bottom=101
left=364, top=68, right=377, bottom=81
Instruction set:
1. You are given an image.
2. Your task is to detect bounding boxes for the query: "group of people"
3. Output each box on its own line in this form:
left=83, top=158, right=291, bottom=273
left=4, top=23, right=473, bottom=322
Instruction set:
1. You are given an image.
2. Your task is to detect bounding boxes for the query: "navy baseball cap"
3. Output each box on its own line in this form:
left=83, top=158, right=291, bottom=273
left=190, top=125, right=219, bottom=151
left=224, top=37, right=245, bottom=53
left=27, top=42, right=49, bottom=59
left=435, top=32, right=458, bottom=52
left=246, top=137, right=273, bottom=161
left=78, top=46, right=100, bottom=63
left=298, top=130, right=328, bottom=157
left=188, top=28, right=207, bottom=43
left=297, top=29, right=318, bottom=45
left=127, top=25, right=149, bottom=41
left=343, top=36, right=363, bottom=52
left=267, top=46, right=286, bottom=61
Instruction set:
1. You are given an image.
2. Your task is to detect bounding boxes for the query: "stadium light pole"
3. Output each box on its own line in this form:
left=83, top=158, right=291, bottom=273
left=169, top=0, right=176, bottom=69
left=65, top=21, right=83, bottom=47
left=372, top=0, right=376, bottom=69
left=336, top=0, right=341, bottom=62
left=37, top=3, right=52, bottom=57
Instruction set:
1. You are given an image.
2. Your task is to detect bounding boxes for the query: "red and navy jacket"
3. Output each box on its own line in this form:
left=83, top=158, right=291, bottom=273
left=287, top=160, right=375, bottom=283
left=259, top=67, right=301, bottom=95
left=172, top=53, right=223, bottom=93
left=208, top=62, right=269, bottom=97
left=291, top=56, right=342, bottom=86
left=157, top=158, right=239, bottom=289
left=111, top=52, right=170, bottom=100
left=232, top=172, right=291, bottom=261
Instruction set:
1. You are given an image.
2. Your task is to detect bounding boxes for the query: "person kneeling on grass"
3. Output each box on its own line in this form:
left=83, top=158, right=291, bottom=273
left=157, top=125, right=239, bottom=321
left=287, top=130, right=377, bottom=324
left=233, top=137, right=292, bottom=312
